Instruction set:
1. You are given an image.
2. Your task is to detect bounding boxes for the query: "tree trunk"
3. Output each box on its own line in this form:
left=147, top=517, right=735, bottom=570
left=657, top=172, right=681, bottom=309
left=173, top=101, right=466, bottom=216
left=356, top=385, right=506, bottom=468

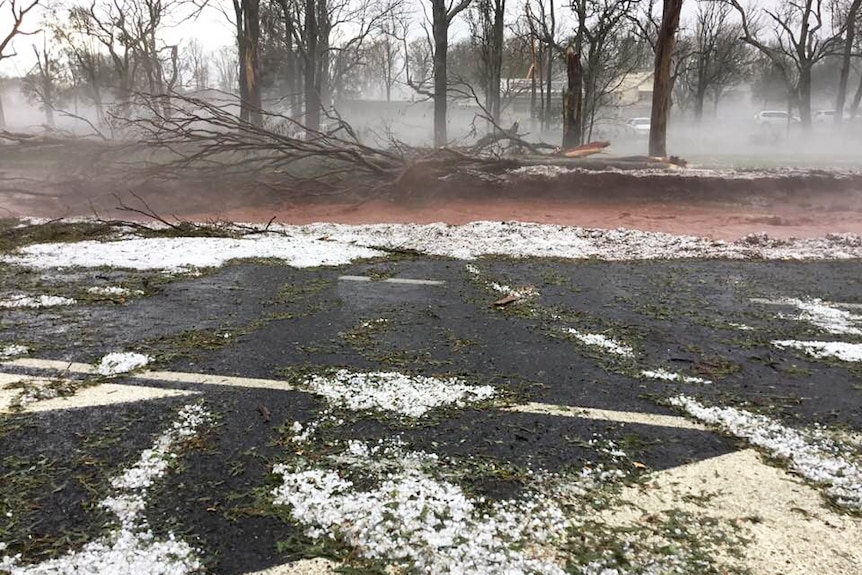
left=544, top=47, right=553, bottom=131
left=0, top=94, right=6, bottom=129
left=562, top=47, right=582, bottom=149
left=798, top=65, right=812, bottom=130
left=649, top=0, right=683, bottom=158
left=836, top=0, right=861, bottom=124
left=235, top=1, right=250, bottom=123
left=530, top=39, right=537, bottom=131
left=243, top=0, right=262, bottom=126
left=850, top=72, right=862, bottom=119
left=693, top=81, right=707, bottom=123
left=305, top=0, right=321, bottom=132
left=488, top=0, right=505, bottom=124
left=432, top=0, right=448, bottom=147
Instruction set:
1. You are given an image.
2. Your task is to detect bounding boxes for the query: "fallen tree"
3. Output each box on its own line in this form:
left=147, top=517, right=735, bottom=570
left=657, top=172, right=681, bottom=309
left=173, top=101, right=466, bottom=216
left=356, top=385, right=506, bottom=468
left=1, top=92, right=686, bottom=206
left=110, top=92, right=684, bottom=195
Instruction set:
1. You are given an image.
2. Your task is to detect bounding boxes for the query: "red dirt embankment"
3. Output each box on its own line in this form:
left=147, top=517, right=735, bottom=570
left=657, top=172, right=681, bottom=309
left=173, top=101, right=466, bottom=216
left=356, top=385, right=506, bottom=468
left=4, top=166, right=862, bottom=241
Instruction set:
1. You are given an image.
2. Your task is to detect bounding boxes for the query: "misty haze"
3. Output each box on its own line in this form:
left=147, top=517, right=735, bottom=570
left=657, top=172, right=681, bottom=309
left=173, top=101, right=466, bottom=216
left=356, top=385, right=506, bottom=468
left=1, top=1, right=861, bottom=575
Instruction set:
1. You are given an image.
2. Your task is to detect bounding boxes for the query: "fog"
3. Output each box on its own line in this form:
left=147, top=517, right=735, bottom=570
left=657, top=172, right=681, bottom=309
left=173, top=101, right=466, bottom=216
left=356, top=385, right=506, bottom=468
left=4, top=77, right=861, bottom=171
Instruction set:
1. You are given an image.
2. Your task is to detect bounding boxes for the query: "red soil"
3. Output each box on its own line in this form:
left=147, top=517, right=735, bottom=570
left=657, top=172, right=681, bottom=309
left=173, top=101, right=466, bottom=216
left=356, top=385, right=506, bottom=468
left=4, top=169, right=862, bottom=242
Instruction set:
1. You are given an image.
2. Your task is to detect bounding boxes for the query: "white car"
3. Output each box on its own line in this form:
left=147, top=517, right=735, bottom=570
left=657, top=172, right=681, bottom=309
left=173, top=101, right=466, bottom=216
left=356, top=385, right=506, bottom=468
left=754, top=110, right=797, bottom=128
left=814, top=110, right=836, bottom=123
left=626, top=117, right=651, bottom=137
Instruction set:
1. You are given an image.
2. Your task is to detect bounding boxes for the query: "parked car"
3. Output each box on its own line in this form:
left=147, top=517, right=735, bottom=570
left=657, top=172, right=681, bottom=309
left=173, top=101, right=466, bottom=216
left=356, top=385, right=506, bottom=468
left=814, top=110, right=837, bottom=123
left=754, top=110, right=798, bottom=129
left=626, top=117, right=651, bottom=137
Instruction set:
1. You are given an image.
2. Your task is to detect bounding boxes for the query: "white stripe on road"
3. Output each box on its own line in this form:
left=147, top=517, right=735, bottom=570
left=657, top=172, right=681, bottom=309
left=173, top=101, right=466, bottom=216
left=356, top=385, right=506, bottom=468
left=339, top=275, right=445, bottom=286
left=140, top=370, right=296, bottom=391
left=3, top=359, right=701, bottom=429
left=2, top=357, right=96, bottom=374
left=1, top=357, right=296, bottom=391
left=507, top=402, right=706, bottom=430
left=0, top=376, right=197, bottom=414
left=24, top=384, right=197, bottom=413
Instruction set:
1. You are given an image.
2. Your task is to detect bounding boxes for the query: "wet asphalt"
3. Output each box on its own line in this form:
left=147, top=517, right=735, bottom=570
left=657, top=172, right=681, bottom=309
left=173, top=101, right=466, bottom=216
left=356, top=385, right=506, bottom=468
left=1, top=257, right=860, bottom=572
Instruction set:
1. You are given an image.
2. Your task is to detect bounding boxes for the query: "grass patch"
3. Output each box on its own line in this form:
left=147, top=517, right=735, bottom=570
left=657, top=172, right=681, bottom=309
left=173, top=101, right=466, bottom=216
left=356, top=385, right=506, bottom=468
left=0, top=219, right=120, bottom=254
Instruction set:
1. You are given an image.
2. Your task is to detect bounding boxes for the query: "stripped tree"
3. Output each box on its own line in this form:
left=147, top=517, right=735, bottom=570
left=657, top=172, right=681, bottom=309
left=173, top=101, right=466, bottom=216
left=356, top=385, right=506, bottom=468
left=835, top=0, right=862, bottom=123
left=718, top=0, right=845, bottom=130
left=0, top=0, right=42, bottom=128
left=648, top=0, right=683, bottom=158
left=429, top=0, right=473, bottom=146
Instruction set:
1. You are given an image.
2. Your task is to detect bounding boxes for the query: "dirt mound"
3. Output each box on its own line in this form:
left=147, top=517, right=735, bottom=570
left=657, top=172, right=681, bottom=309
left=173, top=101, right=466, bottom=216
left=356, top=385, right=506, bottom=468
left=2, top=164, right=861, bottom=242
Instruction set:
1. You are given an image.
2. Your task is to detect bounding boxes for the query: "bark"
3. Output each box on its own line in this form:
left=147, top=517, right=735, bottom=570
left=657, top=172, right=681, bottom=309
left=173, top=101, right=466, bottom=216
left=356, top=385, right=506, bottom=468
left=836, top=0, right=862, bottom=124
left=305, top=0, right=321, bottom=131
left=649, top=0, right=683, bottom=158
left=234, top=0, right=250, bottom=123
left=544, top=46, right=553, bottom=131
left=244, top=0, right=262, bottom=126
left=432, top=1, right=449, bottom=147
left=562, top=47, right=583, bottom=148
left=693, top=82, right=707, bottom=123
left=317, top=0, right=331, bottom=111
left=530, top=38, right=537, bottom=129
left=798, top=65, right=812, bottom=130
left=851, top=72, right=862, bottom=119
left=235, top=0, right=262, bottom=126
left=486, top=0, right=505, bottom=124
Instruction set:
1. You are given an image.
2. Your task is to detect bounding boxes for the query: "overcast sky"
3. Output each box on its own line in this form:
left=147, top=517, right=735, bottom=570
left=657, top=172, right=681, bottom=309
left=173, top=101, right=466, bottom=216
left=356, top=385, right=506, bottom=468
left=0, top=0, right=780, bottom=77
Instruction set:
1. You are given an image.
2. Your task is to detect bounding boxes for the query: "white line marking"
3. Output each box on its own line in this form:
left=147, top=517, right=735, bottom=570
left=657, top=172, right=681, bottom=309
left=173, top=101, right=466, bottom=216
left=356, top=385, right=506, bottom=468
left=1, top=359, right=703, bottom=429
left=0, top=358, right=296, bottom=391
left=2, top=358, right=96, bottom=374
left=23, top=384, right=197, bottom=413
left=507, top=402, right=706, bottom=431
left=339, top=275, right=445, bottom=286
left=139, top=370, right=296, bottom=391
left=0, top=372, right=27, bottom=385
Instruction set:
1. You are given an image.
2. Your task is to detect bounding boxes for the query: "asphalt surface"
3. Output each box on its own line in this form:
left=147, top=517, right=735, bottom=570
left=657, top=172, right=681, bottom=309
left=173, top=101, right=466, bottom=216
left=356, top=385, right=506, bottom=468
left=1, top=257, right=861, bottom=573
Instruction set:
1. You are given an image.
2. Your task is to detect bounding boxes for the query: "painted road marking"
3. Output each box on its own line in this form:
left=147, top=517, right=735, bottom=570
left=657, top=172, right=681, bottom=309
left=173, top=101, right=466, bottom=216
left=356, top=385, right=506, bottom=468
left=1, top=359, right=297, bottom=391
left=23, top=383, right=196, bottom=413
left=507, top=402, right=706, bottom=430
left=339, top=275, right=446, bottom=286
left=141, top=370, right=296, bottom=391
left=0, top=375, right=197, bottom=414
left=3, top=360, right=700, bottom=430
left=3, top=357, right=96, bottom=374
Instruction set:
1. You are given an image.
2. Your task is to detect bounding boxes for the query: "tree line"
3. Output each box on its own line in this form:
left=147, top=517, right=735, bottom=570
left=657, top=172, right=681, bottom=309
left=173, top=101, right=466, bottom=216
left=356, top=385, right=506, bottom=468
left=3, top=0, right=862, bottom=155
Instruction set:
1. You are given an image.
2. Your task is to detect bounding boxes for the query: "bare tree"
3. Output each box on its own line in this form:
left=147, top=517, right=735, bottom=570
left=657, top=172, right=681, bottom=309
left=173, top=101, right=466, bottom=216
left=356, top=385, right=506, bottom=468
left=233, top=0, right=263, bottom=125
left=835, top=0, right=862, bottom=123
left=680, top=1, right=750, bottom=122
left=569, top=0, right=645, bottom=145
left=649, top=0, right=683, bottom=158
left=23, top=35, right=65, bottom=127
left=524, top=0, right=562, bottom=131
left=467, top=0, right=505, bottom=126
left=214, top=45, right=238, bottom=92
left=0, top=0, right=40, bottom=61
left=406, top=35, right=433, bottom=92
left=429, top=0, right=473, bottom=146
left=718, top=0, right=844, bottom=129
left=182, top=37, right=210, bottom=90
left=367, top=8, right=408, bottom=102
left=0, top=0, right=42, bottom=127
